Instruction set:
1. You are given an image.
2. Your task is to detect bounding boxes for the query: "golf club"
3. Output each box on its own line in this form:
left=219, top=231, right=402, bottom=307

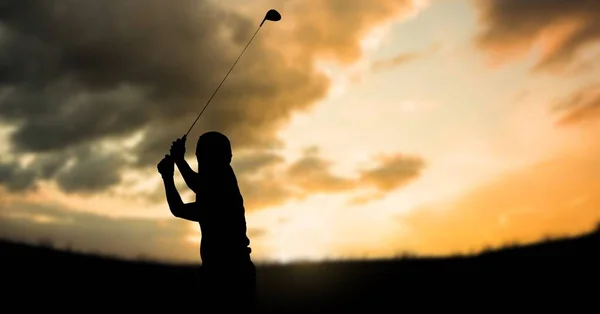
left=182, top=9, right=282, bottom=139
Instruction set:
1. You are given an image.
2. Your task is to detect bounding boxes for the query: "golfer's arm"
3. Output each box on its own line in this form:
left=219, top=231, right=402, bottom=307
left=162, top=176, right=200, bottom=222
left=175, top=159, right=200, bottom=193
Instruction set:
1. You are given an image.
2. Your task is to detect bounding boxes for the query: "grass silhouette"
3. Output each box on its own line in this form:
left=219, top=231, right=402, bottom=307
left=2, top=224, right=598, bottom=312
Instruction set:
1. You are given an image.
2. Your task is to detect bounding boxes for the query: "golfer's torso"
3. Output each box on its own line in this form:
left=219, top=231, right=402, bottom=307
left=197, top=202, right=251, bottom=265
left=194, top=170, right=251, bottom=264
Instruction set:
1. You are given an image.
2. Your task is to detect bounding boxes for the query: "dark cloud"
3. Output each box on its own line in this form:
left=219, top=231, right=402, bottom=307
left=3, top=83, right=151, bottom=153
left=0, top=161, right=37, bottom=192
left=34, top=152, right=69, bottom=179
left=0, top=0, right=326, bottom=193
left=231, top=151, right=284, bottom=176
left=349, top=154, right=425, bottom=205
left=0, top=0, right=422, bottom=196
left=474, top=0, right=600, bottom=72
left=358, top=154, right=425, bottom=192
left=54, top=147, right=127, bottom=194
left=286, top=147, right=355, bottom=194
left=0, top=144, right=127, bottom=194
left=554, top=84, right=600, bottom=126
left=235, top=147, right=352, bottom=210
left=0, top=0, right=327, bottom=154
left=236, top=148, right=426, bottom=211
left=236, top=173, right=295, bottom=212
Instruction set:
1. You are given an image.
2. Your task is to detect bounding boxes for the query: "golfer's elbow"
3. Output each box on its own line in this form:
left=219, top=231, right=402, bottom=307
left=169, top=203, right=200, bottom=222
left=167, top=202, right=185, bottom=218
left=185, top=178, right=200, bottom=194
left=171, top=209, right=187, bottom=220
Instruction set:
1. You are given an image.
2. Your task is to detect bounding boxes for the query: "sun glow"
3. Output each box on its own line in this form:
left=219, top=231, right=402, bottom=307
left=259, top=198, right=343, bottom=263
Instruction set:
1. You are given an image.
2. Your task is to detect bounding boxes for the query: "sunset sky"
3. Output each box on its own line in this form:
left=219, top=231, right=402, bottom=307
left=1, top=0, right=599, bottom=264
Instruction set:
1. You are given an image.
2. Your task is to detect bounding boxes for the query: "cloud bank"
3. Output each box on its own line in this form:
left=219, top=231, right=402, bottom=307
left=0, top=0, right=423, bottom=197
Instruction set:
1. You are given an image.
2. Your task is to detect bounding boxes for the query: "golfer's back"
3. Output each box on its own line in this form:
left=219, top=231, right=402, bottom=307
left=195, top=165, right=251, bottom=267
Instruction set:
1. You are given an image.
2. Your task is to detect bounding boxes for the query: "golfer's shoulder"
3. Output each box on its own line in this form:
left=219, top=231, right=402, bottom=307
left=218, top=169, right=241, bottom=189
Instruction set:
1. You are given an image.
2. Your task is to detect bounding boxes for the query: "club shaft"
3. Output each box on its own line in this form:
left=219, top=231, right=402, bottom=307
left=184, top=25, right=263, bottom=137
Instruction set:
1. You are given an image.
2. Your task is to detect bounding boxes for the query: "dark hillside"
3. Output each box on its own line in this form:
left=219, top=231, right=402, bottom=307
left=2, top=227, right=598, bottom=312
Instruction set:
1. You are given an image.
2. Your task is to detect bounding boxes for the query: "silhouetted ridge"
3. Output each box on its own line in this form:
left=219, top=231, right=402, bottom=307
left=2, top=226, right=597, bottom=312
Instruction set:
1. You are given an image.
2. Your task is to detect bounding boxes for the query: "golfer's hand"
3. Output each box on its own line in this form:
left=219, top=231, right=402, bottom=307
left=170, top=136, right=186, bottom=162
left=157, top=155, right=175, bottom=178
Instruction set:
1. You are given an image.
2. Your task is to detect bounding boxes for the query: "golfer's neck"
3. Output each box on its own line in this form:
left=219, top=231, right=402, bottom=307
left=198, top=163, right=229, bottom=172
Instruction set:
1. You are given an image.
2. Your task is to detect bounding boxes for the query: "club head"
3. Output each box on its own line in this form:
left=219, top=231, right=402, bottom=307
left=265, top=9, right=281, bottom=22
left=260, top=9, right=281, bottom=26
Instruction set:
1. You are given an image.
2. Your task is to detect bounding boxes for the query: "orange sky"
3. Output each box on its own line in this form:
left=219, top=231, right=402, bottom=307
left=0, top=0, right=599, bottom=263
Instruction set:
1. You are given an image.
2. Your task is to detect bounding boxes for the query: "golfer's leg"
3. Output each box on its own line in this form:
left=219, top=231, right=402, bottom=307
left=198, top=267, right=220, bottom=312
left=235, top=269, right=257, bottom=313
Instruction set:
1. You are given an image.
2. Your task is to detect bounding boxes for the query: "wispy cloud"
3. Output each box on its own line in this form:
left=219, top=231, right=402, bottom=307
left=474, top=0, right=600, bottom=73
left=370, top=43, right=440, bottom=72
left=554, top=84, right=600, bottom=126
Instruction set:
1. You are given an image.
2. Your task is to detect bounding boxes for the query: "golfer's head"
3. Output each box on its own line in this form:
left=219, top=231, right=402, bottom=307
left=196, top=131, right=232, bottom=166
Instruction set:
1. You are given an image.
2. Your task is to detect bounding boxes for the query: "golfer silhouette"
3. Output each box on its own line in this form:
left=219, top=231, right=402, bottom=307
left=157, top=131, right=256, bottom=312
